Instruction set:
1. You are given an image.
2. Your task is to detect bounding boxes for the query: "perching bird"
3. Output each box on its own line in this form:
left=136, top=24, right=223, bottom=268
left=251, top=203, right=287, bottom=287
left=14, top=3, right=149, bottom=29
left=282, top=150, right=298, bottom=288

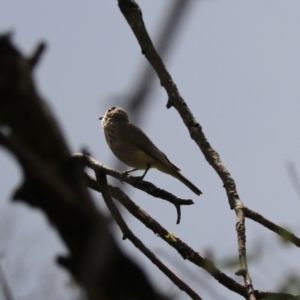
left=99, top=107, right=202, bottom=196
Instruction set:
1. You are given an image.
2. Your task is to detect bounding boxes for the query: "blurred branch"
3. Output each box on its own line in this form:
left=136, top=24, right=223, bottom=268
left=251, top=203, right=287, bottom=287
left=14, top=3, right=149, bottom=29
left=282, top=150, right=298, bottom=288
left=0, top=33, right=164, bottom=300
left=117, top=0, right=255, bottom=298
left=28, top=42, right=46, bottom=70
left=73, top=152, right=194, bottom=224
left=286, top=161, right=300, bottom=199
left=127, top=0, right=194, bottom=116
left=96, top=168, right=202, bottom=300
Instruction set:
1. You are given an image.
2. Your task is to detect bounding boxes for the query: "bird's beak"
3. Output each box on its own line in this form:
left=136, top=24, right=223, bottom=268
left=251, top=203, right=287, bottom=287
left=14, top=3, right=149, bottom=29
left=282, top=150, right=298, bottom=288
left=99, top=116, right=103, bottom=120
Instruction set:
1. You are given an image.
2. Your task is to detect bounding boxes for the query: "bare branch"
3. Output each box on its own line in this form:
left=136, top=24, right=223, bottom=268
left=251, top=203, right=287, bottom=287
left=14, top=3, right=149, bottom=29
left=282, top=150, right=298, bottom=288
left=73, top=152, right=194, bottom=224
left=244, top=207, right=300, bottom=247
left=117, top=1, right=255, bottom=298
left=96, top=168, right=202, bottom=300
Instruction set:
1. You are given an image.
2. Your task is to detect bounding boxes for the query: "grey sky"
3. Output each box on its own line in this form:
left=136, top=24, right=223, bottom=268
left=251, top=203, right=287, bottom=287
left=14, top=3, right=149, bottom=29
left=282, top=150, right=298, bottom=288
left=0, top=1, right=300, bottom=299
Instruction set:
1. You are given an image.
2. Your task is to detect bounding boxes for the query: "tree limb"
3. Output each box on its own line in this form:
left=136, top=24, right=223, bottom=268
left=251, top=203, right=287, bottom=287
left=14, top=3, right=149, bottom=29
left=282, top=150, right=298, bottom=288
left=96, top=167, right=202, bottom=300
left=73, top=152, right=194, bottom=224
left=0, top=33, right=164, bottom=300
left=117, top=1, right=255, bottom=298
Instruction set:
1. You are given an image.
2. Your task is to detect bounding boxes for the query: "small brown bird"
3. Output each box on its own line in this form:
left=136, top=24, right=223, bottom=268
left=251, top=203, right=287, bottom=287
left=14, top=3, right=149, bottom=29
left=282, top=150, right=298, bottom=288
left=100, top=107, right=202, bottom=195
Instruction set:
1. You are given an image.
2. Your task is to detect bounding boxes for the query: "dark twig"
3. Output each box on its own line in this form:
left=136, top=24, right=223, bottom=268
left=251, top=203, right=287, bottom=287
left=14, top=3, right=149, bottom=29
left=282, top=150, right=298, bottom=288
left=73, top=153, right=194, bottom=224
left=254, top=290, right=300, bottom=300
left=28, top=42, right=46, bottom=70
left=117, top=1, right=255, bottom=298
left=96, top=168, right=202, bottom=300
left=244, top=207, right=300, bottom=247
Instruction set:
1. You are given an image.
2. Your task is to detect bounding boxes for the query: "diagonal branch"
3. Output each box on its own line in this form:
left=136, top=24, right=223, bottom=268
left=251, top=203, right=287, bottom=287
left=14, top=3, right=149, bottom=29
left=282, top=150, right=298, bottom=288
left=117, top=1, right=255, bottom=298
left=73, top=152, right=194, bottom=224
left=244, top=207, right=300, bottom=247
left=96, top=167, right=202, bottom=300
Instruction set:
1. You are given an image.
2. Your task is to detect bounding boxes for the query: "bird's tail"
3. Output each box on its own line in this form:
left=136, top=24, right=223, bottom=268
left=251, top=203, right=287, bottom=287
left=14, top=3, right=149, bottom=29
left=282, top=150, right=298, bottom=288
left=153, top=151, right=202, bottom=195
left=172, top=170, right=202, bottom=196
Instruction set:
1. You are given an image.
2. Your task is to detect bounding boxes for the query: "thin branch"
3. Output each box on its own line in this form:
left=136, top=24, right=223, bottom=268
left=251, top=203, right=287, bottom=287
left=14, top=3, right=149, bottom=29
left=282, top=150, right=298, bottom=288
left=96, top=168, right=202, bottom=300
left=255, top=291, right=300, bottom=300
left=244, top=207, right=300, bottom=247
left=28, top=42, right=46, bottom=70
left=117, top=1, right=255, bottom=298
left=73, top=153, right=194, bottom=224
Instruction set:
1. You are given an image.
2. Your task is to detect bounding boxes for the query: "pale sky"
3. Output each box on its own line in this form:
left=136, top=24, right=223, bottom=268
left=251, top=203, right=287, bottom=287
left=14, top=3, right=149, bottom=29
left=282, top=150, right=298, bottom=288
left=1, top=1, right=300, bottom=299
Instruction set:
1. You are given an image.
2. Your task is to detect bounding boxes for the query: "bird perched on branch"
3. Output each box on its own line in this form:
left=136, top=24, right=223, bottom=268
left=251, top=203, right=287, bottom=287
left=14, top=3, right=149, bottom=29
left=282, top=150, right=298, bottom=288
left=99, top=106, right=202, bottom=196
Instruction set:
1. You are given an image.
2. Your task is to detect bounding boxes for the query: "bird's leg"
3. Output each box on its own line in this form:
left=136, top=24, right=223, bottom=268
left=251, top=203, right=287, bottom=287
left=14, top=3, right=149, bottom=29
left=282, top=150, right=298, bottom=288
left=140, top=164, right=151, bottom=180
left=122, top=164, right=151, bottom=181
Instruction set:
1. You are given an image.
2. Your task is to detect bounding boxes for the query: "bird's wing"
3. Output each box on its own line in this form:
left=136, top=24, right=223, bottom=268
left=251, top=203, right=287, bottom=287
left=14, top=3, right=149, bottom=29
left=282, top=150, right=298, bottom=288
left=119, top=123, right=181, bottom=172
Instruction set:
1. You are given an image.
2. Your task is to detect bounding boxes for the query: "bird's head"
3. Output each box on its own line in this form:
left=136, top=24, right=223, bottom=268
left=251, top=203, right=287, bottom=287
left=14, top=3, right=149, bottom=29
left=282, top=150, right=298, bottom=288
left=99, top=106, right=130, bottom=126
